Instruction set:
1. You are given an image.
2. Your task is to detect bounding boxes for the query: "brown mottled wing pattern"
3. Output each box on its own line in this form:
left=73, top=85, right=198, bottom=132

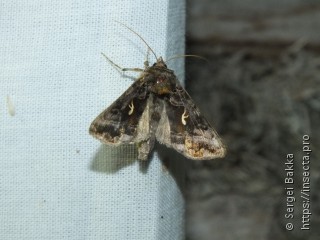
left=89, top=79, right=150, bottom=146
left=156, top=84, right=226, bottom=160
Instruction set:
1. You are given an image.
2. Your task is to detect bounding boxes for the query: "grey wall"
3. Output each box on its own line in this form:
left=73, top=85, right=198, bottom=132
left=185, top=1, right=320, bottom=239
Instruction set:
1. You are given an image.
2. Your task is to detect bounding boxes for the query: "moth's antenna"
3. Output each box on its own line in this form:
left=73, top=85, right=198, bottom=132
left=165, top=54, right=208, bottom=63
left=115, top=20, right=158, bottom=61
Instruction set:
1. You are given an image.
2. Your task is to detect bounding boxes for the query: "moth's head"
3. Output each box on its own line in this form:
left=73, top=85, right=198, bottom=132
left=154, top=57, right=167, bottom=69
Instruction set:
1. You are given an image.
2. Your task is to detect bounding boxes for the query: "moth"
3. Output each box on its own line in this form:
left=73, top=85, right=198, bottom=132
left=89, top=24, right=226, bottom=161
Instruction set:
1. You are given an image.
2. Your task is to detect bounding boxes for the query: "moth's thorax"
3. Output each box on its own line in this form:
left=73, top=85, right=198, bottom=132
left=145, top=57, right=176, bottom=95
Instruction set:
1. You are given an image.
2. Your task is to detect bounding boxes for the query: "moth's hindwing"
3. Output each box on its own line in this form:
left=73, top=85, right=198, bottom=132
left=156, top=84, right=226, bottom=160
left=89, top=79, right=150, bottom=145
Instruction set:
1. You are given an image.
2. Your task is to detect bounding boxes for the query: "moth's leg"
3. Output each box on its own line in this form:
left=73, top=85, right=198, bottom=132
left=144, top=47, right=150, bottom=68
left=101, top=53, right=144, bottom=73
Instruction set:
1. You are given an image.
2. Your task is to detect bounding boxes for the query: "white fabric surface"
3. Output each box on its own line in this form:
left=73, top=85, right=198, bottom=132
left=0, top=1, right=186, bottom=239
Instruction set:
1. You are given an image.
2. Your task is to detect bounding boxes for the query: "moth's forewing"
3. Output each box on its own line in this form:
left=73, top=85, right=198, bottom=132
left=155, top=83, right=226, bottom=160
left=89, top=79, right=150, bottom=146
